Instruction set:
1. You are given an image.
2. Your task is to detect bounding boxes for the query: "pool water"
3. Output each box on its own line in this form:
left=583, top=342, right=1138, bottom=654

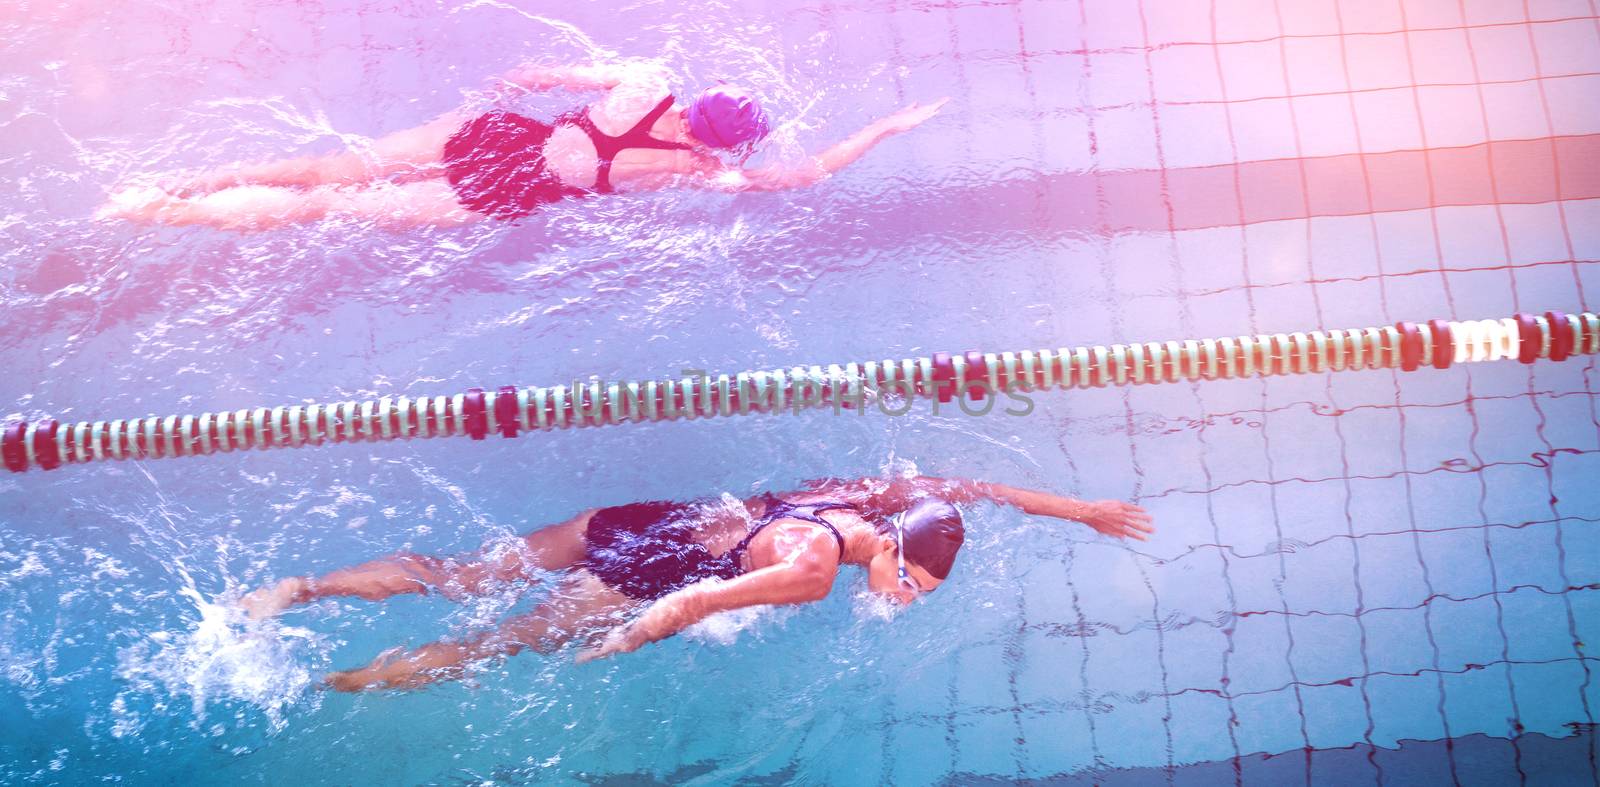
left=2, top=0, right=1598, bottom=783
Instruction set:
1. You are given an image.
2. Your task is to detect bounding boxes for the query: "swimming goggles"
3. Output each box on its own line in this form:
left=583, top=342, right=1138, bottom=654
left=894, top=512, right=924, bottom=593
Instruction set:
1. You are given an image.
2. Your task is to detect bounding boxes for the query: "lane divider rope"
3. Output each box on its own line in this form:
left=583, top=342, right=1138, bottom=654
left=4, top=311, right=1595, bottom=474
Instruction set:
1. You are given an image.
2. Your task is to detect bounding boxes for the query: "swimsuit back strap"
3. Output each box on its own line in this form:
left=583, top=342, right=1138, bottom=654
left=783, top=509, right=847, bottom=554
left=587, top=94, right=691, bottom=193
left=786, top=503, right=854, bottom=552
left=617, top=95, right=692, bottom=150
left=732, top=500, right=854, bottom=564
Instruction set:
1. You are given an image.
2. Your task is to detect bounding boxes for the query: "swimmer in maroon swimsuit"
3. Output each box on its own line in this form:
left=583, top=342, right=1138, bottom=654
left=99, top=61, right=949, bottom=230
left=239, top=474, right=1153, bottom=692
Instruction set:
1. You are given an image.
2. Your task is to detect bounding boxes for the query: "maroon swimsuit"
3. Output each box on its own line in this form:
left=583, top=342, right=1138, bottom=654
left=441, top=95, right=690, bottom=219
left=582, top=495, right=851, bottom=602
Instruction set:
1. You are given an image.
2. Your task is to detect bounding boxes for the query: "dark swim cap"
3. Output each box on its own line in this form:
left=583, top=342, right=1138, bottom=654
left=686, top=85, right=771, bottom=149
left=898, top=498, right=965, bottom=580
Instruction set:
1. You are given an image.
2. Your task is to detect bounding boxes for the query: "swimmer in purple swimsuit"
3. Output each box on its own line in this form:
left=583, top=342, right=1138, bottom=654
left=239, top=474, right=1153, bottom=692
left=99, top=61, right=949, bottom=230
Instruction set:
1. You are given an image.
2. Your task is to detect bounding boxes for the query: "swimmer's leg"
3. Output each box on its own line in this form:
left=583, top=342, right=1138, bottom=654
left=163, top=110, right=472, bottom=195
left=325, top=570, right=633, bottom=692
left=241, top=509, right=597, bottom=620
left=428, top=508, right=597, bottom=597
left=102, top=180, right=482, bottom=231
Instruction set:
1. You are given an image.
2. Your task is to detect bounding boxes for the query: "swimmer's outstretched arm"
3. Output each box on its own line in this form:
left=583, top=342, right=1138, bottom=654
left=948, top=477, right=1154, bottom=540
left=575, top=529, right=841, bottom=663
left=702, top=98, right=950, bottom=192
left=959, top=480, right=1153, bottom=541
left=831, top=475, right=1154, bottom=541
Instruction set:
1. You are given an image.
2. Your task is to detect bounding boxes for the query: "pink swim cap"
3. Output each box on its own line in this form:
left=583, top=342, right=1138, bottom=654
left=685, top=85, right=771, bottom=149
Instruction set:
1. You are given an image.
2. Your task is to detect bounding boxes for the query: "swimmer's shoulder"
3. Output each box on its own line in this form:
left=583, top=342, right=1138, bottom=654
left=587, top=70, right=673, bottom=136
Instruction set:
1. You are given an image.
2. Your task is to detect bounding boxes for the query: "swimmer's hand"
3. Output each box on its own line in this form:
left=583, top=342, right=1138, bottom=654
left=576, top=592, right=700, bottom=663
left=1073, top=500, right=1154, bottom=541
left=875, top=97, right=950, bottom=136
left=575, top=616, right=666, bottom=664
left=575, top=626, right=637, bottom=664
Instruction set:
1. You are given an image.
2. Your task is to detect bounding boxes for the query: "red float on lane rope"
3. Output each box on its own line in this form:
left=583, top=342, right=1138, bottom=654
left=2, top=421, right=27, bottom=473
left=931, top=352, right=955, bottom=403
left=1546, top=311, right=1573, bottom=362
left=495, top=386, right=519, bottom=438
left=1515, top=313, right=1541, bottom=364
left=33, top=419, right=61, bottom=470
left=1396, top=322, right=1422, bottom=372
left=964, top=351, right=988, bottom=400
left=463, top=388, right=488, bottom=440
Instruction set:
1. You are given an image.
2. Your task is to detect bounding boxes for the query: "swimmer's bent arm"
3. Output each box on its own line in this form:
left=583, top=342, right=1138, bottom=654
left=576, top=532, right=838, bottom=662
left=499, top=61, right=666, bottom=94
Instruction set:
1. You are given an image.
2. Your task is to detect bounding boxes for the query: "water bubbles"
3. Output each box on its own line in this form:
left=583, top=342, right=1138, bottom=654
left=849, top=587, right=904, bottom=623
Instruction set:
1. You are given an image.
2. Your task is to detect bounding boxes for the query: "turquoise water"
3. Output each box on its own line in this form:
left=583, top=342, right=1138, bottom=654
left=2, top=0, right=1599, bottom=783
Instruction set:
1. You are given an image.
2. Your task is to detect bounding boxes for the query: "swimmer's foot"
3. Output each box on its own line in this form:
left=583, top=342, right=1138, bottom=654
left=324, top=668, right=372, bottom=693
left=156, top=168, right=244, bottom=199
left=324, top=662, right=387, bottom=693
left=324, top=647, right=413, bottom=692
left=95, top=186, right=172, bottom=222
left=239, top=577, right=308, bottom=621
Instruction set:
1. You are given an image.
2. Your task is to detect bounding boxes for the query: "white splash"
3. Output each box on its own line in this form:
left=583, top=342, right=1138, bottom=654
left=115, top=585, right=323, bottom=735
left=681, top=604, right=802, bottom=647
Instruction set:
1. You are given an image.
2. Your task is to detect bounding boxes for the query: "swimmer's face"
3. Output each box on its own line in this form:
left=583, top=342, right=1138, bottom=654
left=676, top=109, right=695, bottom=143
left=866, top=535, right=944, bottom=605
